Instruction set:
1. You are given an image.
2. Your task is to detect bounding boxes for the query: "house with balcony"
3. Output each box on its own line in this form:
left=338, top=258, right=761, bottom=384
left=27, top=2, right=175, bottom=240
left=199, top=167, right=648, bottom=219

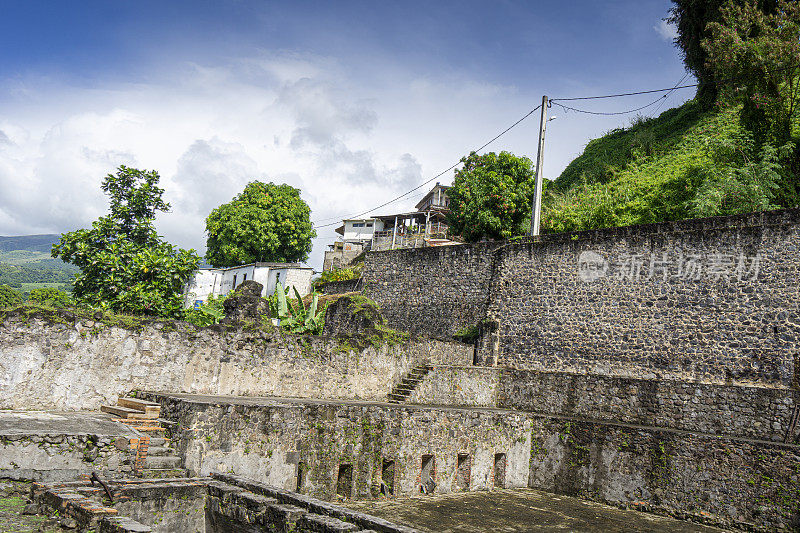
left=370, top=183, right=457, bottom=251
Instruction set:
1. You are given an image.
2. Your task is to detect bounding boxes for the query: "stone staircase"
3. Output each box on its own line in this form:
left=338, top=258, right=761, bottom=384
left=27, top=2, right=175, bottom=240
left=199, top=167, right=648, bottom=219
left=387, top=364, right=433, bottom=404
left=101, top=397, right=187, bottom=478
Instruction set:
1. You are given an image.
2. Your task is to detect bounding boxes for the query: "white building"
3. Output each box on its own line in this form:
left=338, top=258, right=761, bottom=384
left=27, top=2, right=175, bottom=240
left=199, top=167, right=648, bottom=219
left=323, top=218, right=385, bottom=272
left=184, top=262, right=314, bottom=308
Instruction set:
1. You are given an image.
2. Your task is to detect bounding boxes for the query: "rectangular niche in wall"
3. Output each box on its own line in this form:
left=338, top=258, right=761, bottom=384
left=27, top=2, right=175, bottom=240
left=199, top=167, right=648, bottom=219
left=420, top=454, right=436, bottom=493
left=494, top=453, right=506, bottom=488
left=381, top=459, right=395, bottom=496
left=336, top=463, right=353, bottom=498
left=296, top=461, right=307, bottom=491
left=456, top=453, right=471, bottom=491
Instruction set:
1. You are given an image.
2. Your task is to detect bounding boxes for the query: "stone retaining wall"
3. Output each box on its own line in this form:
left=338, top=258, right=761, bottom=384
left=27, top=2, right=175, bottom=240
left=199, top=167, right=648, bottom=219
left=0, top=311, right=468, bottom=410
left=499, top=369, right=799, bottom=443
left=143, top=394, right=531, bottom=501
left=528, top=414, right=800, bottom=531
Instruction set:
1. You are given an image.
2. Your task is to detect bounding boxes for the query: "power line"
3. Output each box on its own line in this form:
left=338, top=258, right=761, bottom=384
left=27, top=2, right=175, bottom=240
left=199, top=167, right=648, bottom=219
left=550, top=83, right=698, bottom=102
left=649, top=72, right=690, bottom=118
left=551, top=72, right=694, bottom=116
left=312, top=103, right=543, bottom=228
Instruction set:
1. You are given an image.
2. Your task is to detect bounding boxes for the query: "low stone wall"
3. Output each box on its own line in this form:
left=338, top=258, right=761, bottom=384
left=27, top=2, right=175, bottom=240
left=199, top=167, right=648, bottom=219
left=499, top=369, right=799, bottom=443
left=528, top=415, right=800, bottom=531
left=0, top=310, right=468, bottom=410
left=406, top=367, right=500, bottom=408
left=144, top=394, right=531, bottom=500
left=0, top=434, right=136, bottom=482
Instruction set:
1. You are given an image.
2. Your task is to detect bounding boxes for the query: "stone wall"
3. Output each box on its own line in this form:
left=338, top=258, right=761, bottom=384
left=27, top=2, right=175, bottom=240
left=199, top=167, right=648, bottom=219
left=0, top=310, right=467, bottom=410
left=528, top=415, right=800, bottom=531
left=406, top=367, right=500, bottom=408
left=144, top=393, right=531, bottom=500
left=488, top=209, right=800, bottom=388
left=0, top=434, right=136, bottom=482
left=499, top=369, right=799, bottom=443
left=361, top=242, right=501, bottom=338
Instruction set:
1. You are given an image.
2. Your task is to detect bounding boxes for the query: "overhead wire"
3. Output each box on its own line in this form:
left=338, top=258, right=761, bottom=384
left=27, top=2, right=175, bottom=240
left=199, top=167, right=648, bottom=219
left=312, top=103, right=543, bottom=228
left=315, top=63, right=800, bottom=228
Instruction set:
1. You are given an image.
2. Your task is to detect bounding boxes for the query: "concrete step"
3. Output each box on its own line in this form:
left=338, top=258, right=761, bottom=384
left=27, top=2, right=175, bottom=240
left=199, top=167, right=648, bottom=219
left=101, top=405, right=155, bottom=420
left=140, top=468, right=188, bottom=479
left=144, top=455, right=182, bottom=469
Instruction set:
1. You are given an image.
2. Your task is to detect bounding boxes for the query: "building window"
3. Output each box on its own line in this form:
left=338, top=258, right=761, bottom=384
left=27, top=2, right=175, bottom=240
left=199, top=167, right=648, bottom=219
left=366, top=222, right=373, bottom=227
left=232, top=274, right=237, bottom=289
left=352, top=222, right=364, bottom=228
left=243, top=273, right=247, bottom=282
left=276, top=272, right=281, bottom=285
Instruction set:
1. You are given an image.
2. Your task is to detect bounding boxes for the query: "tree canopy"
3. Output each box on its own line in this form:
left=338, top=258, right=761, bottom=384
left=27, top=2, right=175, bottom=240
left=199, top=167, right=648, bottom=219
left=52, top=166, right=199, bottom=318
left=446, top=151, right=536, bottom=242
left=668, top=0, right=778, bottom=107
left=204, top=181, right=315, bottom=267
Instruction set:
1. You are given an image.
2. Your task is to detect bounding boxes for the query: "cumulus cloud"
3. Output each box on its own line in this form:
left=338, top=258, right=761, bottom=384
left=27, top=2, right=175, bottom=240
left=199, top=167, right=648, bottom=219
left=655, top=19, right=678, bottom=41
left=0, top=50, right=536, bottom=268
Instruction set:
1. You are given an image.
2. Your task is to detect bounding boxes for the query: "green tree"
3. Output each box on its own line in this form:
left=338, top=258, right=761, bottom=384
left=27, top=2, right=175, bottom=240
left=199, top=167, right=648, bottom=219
left=703, top=0, right=800, bottom=145
left=668, top=0, right=777, bottom=107
left=446, top=151, right=536, bottom=242
left=0, top=284, right=23, bottom=308
left=52, top=166, right=199, bottom=318
left=28, top=287, right=74, bottom=308
left=205, top=181, right=316, bottom=267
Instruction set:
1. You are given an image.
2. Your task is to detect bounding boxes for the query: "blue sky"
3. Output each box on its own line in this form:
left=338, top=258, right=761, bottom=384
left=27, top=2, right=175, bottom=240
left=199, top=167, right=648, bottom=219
left=0, top=1, right=690, bottom=269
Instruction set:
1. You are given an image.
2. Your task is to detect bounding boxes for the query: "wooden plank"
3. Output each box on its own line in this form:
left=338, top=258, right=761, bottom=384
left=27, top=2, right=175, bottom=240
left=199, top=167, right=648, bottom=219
left=100, top=405, right=155, bottom=419
left=116, top=398, right=161, bottom=417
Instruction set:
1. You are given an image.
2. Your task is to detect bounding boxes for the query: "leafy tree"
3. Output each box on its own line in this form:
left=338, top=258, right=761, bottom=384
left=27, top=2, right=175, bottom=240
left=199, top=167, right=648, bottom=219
left=703, top=0, right=800, bottom=145
left=52, top=166, right=199, bottom=318
left=0, top=284, right=23, bottom=308
left=446, top=151, right=536, bottom=242
left=205, top=181, right=315, bottom=267
left=28, top=287, right=74, bottom=308
left=668, top=0, right=777, bottom=107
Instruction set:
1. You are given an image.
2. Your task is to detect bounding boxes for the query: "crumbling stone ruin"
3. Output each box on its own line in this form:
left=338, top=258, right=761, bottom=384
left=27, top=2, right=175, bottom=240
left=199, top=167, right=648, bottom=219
left=1, top=208, right=800, bottom=531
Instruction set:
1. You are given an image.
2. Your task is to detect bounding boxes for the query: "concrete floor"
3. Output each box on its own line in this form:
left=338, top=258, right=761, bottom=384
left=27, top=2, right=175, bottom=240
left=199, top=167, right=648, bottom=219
left=343, top=489, right=731, bottom=533
left=0, top=410, right=139, bottom=438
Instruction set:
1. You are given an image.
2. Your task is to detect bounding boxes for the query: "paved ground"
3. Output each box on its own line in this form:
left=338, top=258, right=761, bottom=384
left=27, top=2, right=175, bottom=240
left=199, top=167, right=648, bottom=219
left=343, top=489, right=730, bottom=533
left=0, top=411, right=139, bottom=438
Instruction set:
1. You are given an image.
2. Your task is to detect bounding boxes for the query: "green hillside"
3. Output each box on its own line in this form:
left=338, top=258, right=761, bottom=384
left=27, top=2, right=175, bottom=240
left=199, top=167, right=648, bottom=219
left=0, top=234, right=76, bottom=295
left=541, top=99, right=785, bottom=233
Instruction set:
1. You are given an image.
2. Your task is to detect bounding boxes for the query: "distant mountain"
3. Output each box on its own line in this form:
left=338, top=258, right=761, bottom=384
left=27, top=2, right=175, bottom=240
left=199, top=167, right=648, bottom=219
left=0, top=234, right=75, bottom=294
left=0, top=234, right=61, bottom=253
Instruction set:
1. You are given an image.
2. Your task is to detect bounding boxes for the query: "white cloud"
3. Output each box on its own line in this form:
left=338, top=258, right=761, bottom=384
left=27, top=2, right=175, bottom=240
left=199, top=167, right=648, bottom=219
left=1, top=48, right=674, bottom=270
left=654, top=19, right=678, bottom=41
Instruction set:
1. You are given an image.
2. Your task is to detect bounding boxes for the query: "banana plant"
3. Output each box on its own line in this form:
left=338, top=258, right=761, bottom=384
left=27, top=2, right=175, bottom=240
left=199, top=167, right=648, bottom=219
left=273, top=282, right=326, bottom=334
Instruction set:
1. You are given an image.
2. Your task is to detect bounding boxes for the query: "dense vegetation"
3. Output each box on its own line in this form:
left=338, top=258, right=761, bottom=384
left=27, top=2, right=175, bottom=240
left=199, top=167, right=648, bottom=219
left=543, top=0, right=800, bottom=233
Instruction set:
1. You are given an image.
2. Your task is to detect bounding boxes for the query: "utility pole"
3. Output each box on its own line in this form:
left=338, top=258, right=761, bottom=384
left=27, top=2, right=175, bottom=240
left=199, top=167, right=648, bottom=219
left=529, top=95, right=548, bottom=236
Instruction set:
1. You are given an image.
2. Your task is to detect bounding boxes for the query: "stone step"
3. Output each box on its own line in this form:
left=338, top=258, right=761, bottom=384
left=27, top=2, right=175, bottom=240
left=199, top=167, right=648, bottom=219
left=101, top=405, right=155, bottom=420
left=140, top=468, right=188, bottom=479
left=116, top=398, right=161, bottom=418
left=146, top=446, right=173, bottom=457
left=144, top=455, right=182, bottom=469
left=148, top=437, right=168, bottom=447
